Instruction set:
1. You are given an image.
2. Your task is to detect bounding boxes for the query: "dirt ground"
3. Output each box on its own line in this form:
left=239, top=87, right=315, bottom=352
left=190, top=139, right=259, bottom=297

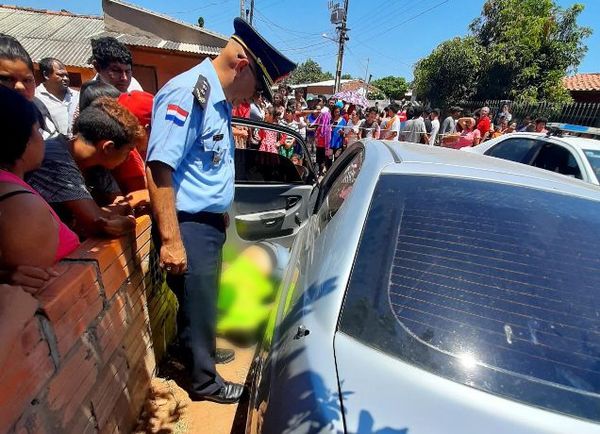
left=134, top=339, right=255, bottom=434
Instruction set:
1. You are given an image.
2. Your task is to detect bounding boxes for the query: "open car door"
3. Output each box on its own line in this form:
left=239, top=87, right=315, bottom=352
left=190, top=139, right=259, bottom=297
left=226, top=117, right=318, bottom=259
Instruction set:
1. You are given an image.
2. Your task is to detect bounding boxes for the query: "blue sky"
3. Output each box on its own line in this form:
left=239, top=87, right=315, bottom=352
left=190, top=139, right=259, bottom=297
left=13, top=0, right=600, bottom=80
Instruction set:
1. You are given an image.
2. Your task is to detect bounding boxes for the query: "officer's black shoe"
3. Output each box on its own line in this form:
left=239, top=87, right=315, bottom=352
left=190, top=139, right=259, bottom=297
left=216, top=348, right=235, bottom=364
left=190, top=381, right=245, bottom=404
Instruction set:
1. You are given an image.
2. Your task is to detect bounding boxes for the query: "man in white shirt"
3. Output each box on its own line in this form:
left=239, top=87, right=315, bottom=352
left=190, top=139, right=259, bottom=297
left=35, top=58, right=79, bottom=137
left=381, top=103, right=401, bottom=140
left=429, top=108, right=441, bottom=146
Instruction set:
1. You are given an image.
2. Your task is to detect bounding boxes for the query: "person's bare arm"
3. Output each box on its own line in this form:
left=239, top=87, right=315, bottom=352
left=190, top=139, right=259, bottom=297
left=146, top=161, right=187, bottom=274
left=61, top=198, right=135, bottom=238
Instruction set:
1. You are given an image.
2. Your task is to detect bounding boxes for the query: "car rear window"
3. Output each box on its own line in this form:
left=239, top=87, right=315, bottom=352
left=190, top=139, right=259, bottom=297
left=339, top=175, right=600, bottom=422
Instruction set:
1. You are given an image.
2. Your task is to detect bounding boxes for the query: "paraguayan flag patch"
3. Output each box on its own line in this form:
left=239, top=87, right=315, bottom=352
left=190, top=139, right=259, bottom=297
left=165, top=104, right=189, bottom=126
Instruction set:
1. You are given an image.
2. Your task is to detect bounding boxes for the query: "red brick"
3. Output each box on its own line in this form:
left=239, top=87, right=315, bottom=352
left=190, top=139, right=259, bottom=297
left=96, top=294, right=128, bottom=362
left=47, top=341, right=98, bottom=425
left=0, top=285, right=39, bottom=354
left=37, top=263, right=100, bottom=323
left=52, top=290, right=103, bottom=357
left=135, top=215, right=151, bottom=238
left=0, top=319, right=54, bottom=433
left=91, top=351, right=129, bottom=431
left=68, top=237, right=130, bottom=272
left=63, top=402, right=96, bottom=434
left=11, top=407, right=48, bottom=434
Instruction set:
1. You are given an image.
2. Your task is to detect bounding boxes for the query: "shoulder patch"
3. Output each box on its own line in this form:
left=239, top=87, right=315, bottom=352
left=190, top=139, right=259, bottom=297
left=192, top=74, right=211, bottom=109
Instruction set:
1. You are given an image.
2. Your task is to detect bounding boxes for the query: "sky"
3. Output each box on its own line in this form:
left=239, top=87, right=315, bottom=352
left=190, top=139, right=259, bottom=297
left=12, top=0, right=600, bottom=81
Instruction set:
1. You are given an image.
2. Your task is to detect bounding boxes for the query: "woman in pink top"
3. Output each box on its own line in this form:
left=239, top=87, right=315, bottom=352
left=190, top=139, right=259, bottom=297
left=0, top=87, right=79, bottom=293
left=454, top=117, right=482, bottom=149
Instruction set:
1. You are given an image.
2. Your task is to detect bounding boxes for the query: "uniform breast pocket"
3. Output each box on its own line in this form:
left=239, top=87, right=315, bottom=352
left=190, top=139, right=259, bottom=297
left=202, top=137, right=227, bottom=167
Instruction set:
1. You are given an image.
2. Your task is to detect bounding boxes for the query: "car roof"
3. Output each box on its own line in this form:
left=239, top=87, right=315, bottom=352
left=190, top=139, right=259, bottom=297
left=373, top=140, right=600, bottom=202
left=554, top=135, right=600, bottom=151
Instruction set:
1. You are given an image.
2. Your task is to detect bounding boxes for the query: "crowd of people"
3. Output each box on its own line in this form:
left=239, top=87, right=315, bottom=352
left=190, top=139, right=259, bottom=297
left=1, top=17, right=300, bottom=405
left=0, top=33, right=153, bottom=293
left=232, top=86, right=551, bottom=176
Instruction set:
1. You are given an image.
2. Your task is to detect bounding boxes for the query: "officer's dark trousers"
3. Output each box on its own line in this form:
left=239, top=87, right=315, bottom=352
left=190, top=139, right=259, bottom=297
left=161, top=211, right=226, bottom=396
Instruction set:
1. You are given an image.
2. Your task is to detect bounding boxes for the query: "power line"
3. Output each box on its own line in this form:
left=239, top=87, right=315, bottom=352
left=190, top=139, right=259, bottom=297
left=253, top=8, right=324, bottom=37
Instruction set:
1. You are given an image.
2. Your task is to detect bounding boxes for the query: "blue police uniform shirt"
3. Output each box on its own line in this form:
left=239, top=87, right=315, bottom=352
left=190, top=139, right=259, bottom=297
left=146, top=58, right=235, bottom=214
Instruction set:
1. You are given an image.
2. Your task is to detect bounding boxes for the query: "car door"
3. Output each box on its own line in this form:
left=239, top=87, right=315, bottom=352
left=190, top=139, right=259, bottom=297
left=226, top=117, right=318, bottom=259
left=246, top=143, right=367, bottom=434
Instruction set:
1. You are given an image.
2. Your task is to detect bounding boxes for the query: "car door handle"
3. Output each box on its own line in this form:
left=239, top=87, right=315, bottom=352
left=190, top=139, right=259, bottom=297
left=286, top=196, right=301, bottom=209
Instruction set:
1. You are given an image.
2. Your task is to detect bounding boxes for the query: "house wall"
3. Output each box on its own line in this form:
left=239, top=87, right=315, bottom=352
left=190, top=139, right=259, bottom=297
left=1, top=216, right=178, bottom=434
left=129, top=46, right=213, bottom=93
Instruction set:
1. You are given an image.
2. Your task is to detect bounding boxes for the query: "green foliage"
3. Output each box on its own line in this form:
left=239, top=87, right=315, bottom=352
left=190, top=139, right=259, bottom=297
left=413, top=37, right=483, bottom=107
left=197, top=16, right=204, bottom=27
left=288, top=59, right=334, bottom=85
left=413, top=0, right=591, bottom=105
left=341, top=73, right=353, bottom=79
left=370, top=76, right=409, bottom=100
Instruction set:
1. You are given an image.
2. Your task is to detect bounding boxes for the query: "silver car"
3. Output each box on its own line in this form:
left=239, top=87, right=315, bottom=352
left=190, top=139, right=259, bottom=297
left=231, top=132, right=600, bottom=434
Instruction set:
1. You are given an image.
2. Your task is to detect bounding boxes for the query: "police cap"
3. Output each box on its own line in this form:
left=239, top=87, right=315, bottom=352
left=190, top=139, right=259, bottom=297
left=232, top=18, right=296, bottom=102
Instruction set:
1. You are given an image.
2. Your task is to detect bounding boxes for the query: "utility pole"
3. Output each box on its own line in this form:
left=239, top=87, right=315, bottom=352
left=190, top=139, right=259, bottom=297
left=334, top=0, right=349, bottom=93
left=363, top=57, right=369, bottom=96
left=240, top=0, right=245, bottom=19
left=249, top=0, right=255, bottom=24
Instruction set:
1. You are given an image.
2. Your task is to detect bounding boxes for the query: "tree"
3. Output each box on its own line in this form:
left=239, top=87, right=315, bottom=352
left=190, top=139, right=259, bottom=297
left=413, top=37, right=483, bottom=107
left=341, top=73, right=353, bottom=79
left=471, top=0, right=591, bottom=102
left=288, top=59, right=334, bottom=85
left=197, top=16, right=204, bottom=27
left=370, top=76, right=409, bottom=100
left=413, top=0, right=592, bottom=105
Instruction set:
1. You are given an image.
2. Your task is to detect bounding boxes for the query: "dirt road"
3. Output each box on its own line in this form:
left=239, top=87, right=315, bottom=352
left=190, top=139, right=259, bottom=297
left=135, top=340, right=254, bottom=434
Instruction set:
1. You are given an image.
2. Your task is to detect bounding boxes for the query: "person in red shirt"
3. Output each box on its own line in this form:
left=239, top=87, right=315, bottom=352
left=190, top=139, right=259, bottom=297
left=476, top=106, right=492, bottom=140
left=233, top=102, right=251, bottom=148
left=114, top=90, right=154, bottom=212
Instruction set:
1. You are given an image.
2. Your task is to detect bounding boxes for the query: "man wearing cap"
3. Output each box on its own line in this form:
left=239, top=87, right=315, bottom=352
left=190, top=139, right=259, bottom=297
left=145, top=18, right=295, bottom=404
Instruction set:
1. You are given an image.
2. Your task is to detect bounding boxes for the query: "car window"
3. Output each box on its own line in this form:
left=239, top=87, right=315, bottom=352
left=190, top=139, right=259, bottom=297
left=316, top=149, right=364, bottom=230
left=234, top=148, right=303, bottom=184
left=485, top=138, right=541, bottom=163
left=583, top=150, right=600, bottom=182
left=532, top=143, right=582, bottom=179
left=233, top=119, right=315, bottom=185
left=340, top=175, right=600, bottom=423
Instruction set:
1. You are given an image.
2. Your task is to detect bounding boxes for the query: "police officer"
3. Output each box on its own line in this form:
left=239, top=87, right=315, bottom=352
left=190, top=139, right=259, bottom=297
left=146, top=19, right=295, bottom=404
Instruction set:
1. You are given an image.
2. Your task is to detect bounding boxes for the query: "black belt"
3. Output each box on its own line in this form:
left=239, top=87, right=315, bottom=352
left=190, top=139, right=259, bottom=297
left=177, top=211, right=226, bottom=231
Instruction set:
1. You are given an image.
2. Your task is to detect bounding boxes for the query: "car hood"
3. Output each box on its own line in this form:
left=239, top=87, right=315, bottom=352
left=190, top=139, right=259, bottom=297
left=334, top=333, right=599, bottom=434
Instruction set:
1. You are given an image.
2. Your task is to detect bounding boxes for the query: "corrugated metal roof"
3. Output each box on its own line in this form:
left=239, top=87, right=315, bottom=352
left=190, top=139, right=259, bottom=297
left=0, top=5, right=221, bottom=67
left=98, top=31, right=220, bottom=56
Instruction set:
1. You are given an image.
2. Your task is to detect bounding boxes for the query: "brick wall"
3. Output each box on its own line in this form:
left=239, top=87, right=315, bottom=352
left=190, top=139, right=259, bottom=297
left=1, top=216, right=178, bottom=434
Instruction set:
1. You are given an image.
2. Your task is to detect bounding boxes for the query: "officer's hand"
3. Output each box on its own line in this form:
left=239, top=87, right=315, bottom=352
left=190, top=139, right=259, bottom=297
left=160, top=240, right=188, bottom=275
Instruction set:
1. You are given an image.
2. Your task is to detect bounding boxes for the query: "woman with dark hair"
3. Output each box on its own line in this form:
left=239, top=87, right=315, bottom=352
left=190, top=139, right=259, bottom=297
left=0, top=34, right=59, bottom=138
left=0, top=87, right=80, bottom=293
